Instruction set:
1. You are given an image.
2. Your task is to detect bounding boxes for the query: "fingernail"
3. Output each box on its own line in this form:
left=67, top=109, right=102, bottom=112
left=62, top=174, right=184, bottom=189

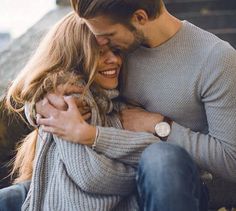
left=36, top=114, right=41, bottom=124
left=64, top=95, right=71, bottom=100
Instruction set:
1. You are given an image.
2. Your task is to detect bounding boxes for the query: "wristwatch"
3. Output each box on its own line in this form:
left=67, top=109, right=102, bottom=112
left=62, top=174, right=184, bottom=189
left=154, top=117, right=172, bottom=140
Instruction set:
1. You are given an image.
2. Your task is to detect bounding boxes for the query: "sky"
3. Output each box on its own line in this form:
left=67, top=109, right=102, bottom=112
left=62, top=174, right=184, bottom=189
left=0, top=0, right=55, bottom=38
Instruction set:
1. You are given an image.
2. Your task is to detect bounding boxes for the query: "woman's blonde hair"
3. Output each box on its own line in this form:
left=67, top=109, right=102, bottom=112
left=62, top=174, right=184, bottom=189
left=5, top=12, right=101, bottom=183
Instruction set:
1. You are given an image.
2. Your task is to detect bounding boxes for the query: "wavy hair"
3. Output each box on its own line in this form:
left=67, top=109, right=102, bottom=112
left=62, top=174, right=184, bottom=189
left=5, top=12, right=101, bottom=183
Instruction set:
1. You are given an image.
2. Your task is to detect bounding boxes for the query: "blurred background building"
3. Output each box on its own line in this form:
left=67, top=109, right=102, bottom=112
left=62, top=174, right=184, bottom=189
left=0, top=0, right=55, bottom=52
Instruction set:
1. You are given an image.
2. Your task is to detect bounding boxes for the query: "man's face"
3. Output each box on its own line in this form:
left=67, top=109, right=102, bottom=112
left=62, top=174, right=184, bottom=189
left=84, top=15, right=145, bottom=52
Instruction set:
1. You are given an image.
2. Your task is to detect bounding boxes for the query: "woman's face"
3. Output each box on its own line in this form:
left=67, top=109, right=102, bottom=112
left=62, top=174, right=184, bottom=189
left=94, top=46, right=122, bottom=89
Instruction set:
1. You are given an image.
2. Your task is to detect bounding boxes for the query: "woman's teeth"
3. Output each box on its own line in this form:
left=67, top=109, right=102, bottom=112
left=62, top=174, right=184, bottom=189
left=100, top=69, right=117, bottom=76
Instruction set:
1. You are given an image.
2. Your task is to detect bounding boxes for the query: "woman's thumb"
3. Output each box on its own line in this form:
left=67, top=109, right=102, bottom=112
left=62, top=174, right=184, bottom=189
left=64, top=96, right=77, bottom=110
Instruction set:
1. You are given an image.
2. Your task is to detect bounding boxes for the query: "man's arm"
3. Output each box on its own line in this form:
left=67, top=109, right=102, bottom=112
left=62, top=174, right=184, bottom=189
left=121, top=42, right=236, bottom=183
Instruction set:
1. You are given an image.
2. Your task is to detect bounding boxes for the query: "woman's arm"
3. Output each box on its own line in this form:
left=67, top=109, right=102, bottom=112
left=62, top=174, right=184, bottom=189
left=94, top=125, right=159, bottom=166
left=52, top=133, right=137, bottom=196
left=37, top=97, right=160, bottom=167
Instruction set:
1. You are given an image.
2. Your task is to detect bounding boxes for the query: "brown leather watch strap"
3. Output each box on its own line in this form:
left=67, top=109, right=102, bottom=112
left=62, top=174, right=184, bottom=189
left=163, top=116, right=173, bottom=128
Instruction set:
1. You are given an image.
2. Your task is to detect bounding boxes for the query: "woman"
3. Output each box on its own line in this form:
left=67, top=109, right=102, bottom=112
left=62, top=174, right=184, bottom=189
left=3, top=12, right=158, bottom=211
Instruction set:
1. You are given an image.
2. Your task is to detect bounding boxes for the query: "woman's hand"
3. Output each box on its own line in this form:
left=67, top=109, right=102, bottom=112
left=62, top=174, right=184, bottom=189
left=36, top=96, right=96, bottom=146
left=36, top=84, right=91, bottom=120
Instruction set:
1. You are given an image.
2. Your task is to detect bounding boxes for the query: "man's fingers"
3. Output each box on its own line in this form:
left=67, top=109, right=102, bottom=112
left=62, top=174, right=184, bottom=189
left=82, top=112, right=91, bottom=121
left=79, top=106, right=91, bottom=115
left=62, top=84, right=84, bottom=95
left=36, top=98, right=60, bottom=118
left=47, top=93, right=67, bottom=111
left=74, top=97, right=88, bottom=108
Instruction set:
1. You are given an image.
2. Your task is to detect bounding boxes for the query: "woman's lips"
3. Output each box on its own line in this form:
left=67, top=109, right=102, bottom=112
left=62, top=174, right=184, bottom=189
left=99, top=68, right=119, bottom=78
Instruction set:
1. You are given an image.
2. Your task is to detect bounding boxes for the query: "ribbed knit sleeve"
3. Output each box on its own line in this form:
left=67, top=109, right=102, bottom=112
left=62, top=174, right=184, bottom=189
left=54, top=135, right=137, bottom=196
left=94, top=126, right=159, bottom=166
left=168, top=42, right=236, bottom=182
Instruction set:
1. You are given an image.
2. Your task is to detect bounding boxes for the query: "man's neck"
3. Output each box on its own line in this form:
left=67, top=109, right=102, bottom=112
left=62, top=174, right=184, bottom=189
left=144, top=10, right=182, bottom=48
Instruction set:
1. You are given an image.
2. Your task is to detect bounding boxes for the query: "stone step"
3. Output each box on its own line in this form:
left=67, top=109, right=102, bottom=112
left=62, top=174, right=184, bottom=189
left=177, top=10, right=236, bottom=30
left=165, top=0, right=236, bottom=14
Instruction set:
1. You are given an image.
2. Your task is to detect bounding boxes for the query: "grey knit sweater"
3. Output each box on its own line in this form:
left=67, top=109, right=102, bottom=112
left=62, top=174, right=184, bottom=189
left=22, top=89, right=158, bottom=211
left=122, top=21, right=236, bottom=197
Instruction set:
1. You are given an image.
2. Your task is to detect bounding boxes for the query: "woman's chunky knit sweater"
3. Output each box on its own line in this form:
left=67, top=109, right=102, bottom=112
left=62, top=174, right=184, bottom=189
left=22, top=87, right=158, bottom=211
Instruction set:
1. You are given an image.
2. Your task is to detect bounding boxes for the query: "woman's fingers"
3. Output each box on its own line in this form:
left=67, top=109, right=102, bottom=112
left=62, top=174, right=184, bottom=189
left=37, top=117, right=55, bottom=127
left=41, top=125, right=62, bottom=136
left=64, top=96, right=77, bottom=110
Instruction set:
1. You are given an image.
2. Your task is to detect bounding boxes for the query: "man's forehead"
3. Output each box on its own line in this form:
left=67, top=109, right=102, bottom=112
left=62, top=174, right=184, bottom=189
left=85, top=16, right=113, bottom=27
left=84, top=17, right=117, bottom=35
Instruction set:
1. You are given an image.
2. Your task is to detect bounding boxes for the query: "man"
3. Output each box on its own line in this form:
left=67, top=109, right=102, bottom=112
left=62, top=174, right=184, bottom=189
left=67, top=0, right=236, bottom=210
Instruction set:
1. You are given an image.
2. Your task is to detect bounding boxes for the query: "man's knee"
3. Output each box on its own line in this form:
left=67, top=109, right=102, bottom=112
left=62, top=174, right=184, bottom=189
left=136, top=142, right=206, bottom=211
left=139, top=142, right=194, bottom=173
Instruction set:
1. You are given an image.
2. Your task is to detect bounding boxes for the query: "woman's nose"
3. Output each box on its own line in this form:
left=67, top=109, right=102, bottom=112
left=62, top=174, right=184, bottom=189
left=105, top=51, right=119, bottom=64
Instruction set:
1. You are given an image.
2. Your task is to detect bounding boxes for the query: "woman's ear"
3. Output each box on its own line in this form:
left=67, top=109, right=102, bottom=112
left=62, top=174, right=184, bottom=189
left=131, top=9, right=149, bottom=27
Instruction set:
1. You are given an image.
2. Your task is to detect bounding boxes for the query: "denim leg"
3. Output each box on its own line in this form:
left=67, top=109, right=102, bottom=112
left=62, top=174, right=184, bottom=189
left=0, top=181, right=30, bottom=211
left=136, top=142, right=208, bottom=211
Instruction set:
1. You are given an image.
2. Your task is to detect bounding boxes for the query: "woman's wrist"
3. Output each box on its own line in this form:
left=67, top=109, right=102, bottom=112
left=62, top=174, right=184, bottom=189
left=91, top=127, right=99, bottom=150
left=84, top=125, right=97, bottom=146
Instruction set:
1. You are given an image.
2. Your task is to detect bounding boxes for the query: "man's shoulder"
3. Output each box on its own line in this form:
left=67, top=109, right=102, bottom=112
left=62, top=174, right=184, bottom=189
left=184, top=21, right=236, bottom=59
left=183, top=21, right=222, bottom=46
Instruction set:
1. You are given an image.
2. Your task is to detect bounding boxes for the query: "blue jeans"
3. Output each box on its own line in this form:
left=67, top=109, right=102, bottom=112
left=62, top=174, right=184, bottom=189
left=136, top=142, right=209, bottom=211
left=0, top=181, right=30, bottom=211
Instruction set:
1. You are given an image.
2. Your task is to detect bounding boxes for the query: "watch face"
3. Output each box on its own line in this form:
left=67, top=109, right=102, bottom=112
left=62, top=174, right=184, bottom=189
left=155, top=122, right=171, bottom=137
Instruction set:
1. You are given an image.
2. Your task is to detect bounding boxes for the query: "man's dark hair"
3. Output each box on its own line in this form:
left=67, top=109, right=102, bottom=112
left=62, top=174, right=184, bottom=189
left=71, top=0, right=164, bottom=23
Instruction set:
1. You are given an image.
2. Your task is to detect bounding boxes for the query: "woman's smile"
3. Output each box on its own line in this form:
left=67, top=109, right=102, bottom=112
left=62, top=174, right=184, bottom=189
left=94, top=46, right=122, bottom=89
left=98, top=67, right=120, bottom=78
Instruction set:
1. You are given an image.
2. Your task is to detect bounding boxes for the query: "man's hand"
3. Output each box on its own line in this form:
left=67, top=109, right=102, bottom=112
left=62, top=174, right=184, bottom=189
left=36, top=84, right=91, bottom=120
left=37, top=96, right=96, bottom=145
left=120, top=107, right=164, bottom=133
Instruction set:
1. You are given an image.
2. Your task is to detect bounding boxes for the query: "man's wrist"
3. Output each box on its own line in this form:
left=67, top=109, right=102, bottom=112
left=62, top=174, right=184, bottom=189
left=154, top=116, right=173, bottom=141
left=149, top=114, right=165, bottom=133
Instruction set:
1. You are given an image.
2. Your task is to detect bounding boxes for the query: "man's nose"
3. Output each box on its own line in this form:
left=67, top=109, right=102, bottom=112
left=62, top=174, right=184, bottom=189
left=96, top=36, right=109, bottom=46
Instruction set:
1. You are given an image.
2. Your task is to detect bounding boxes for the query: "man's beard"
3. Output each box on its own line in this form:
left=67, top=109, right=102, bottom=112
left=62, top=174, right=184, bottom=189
left=125, top=29, right=146, bottom=53
left=109, top=29, right=146, bottom=54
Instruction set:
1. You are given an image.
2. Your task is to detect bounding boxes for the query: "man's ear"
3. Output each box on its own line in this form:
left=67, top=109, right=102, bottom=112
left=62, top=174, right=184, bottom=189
left=131, top=9, right=149, bottom=27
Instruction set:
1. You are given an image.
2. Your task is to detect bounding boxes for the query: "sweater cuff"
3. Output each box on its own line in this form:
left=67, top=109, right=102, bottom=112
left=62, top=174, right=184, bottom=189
left=93, top=126, right=118, bottom=153
left=166, top=121, right=188, bottom=144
